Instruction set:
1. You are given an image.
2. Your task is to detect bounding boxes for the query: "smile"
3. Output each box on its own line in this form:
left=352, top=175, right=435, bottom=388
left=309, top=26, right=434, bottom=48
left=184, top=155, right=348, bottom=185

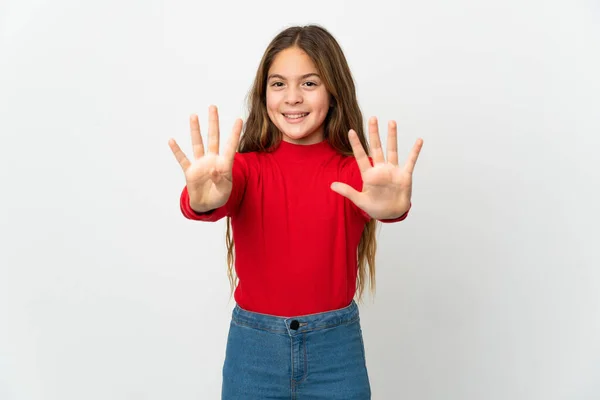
left=282, top=112, right=309, bottom=119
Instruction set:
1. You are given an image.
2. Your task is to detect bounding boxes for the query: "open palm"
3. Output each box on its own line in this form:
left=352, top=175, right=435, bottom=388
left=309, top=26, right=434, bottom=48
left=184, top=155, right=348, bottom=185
left=331, top=117, right=424, bottom=220
left=168, top=105, right=242, bottom=212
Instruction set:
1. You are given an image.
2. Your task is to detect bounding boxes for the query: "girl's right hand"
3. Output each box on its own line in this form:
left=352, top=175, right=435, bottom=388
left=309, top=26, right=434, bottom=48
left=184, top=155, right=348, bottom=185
left=168, top=105, right=243, bottom=212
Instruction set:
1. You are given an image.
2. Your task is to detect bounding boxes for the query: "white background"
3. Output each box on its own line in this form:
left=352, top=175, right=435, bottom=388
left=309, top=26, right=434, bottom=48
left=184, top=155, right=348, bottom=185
left=1, top=0, right=599, bottom=399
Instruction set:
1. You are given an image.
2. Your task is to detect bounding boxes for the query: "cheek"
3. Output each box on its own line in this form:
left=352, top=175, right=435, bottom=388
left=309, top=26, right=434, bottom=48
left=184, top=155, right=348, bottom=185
left=312, top=94, right=330, bottom=115
left=266, top=92, right=280, bottom=113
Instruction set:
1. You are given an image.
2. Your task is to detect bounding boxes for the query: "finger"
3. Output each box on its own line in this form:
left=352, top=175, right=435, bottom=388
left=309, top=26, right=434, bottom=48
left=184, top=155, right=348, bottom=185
left=403, top=138, right=424, bottom=175
left=368, top=117, right=385, bottom=165
left=208, top=105, right=220, bottom=154
left=168, top=138, right=191, bottom=172
left=222, top=118, right=243, bottom=171
left=189, top=114, right=205, bottom=159
left=387, top=120, right=399, bottom=166
left=330, top=182, right=363, bottom=206
left=348, top=129, right=372, bottom=174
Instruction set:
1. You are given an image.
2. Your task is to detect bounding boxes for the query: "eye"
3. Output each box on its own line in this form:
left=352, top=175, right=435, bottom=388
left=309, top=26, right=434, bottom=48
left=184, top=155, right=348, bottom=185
left=304, top=81, right=317, bottom=87
left=271, top=82, right=284, bottom=87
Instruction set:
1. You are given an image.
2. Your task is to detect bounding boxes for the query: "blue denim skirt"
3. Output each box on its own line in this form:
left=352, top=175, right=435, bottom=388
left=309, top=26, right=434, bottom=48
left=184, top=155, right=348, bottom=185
left=221, top=300, right=371, bottom=399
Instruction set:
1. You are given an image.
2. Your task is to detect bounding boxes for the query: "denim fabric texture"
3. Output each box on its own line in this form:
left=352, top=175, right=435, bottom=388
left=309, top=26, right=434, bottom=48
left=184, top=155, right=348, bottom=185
left=221, top=300, right=371, bottom=399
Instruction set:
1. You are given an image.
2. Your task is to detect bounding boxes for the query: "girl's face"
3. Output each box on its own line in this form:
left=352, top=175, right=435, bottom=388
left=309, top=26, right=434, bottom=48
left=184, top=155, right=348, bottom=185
left=266, top=47, right=331, bottom=145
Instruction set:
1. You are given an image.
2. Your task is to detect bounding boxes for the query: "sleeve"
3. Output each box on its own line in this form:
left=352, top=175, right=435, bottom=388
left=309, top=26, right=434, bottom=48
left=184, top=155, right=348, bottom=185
left=348, top=156, right=411, bottom=224
left=376, top=203, right=411, bottom=223
left=179, top=152, right=249, bottom=222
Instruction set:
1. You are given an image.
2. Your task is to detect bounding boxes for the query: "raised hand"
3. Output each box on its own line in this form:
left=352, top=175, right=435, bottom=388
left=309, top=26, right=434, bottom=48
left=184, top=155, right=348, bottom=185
left=330, top=117, right=423, bottom=220
left=168, top=105, right=242, bottom=212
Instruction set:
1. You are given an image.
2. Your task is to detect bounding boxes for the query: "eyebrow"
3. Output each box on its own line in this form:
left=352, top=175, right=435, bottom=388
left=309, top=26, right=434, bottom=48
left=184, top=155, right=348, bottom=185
left=267, top=73, right=321, bottom=81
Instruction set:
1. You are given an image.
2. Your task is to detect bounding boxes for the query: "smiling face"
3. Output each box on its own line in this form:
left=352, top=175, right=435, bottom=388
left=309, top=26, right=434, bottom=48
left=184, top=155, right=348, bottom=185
left=266, top=46, right=331, bottom=145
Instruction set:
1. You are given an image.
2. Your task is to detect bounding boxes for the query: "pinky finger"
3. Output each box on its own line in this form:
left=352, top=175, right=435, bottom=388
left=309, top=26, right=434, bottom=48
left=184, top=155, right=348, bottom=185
left=403, top=138, right=424, bottom=175
left=168, top=138, right=191, bottom=172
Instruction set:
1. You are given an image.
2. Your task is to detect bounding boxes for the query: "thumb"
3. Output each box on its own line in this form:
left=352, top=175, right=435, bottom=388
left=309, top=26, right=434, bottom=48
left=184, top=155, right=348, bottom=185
left=330, top=182, right=361, bottom=204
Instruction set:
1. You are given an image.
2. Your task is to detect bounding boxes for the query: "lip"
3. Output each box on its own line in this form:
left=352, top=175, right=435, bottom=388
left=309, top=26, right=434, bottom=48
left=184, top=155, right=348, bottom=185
left=282, top=112, right=309, bottom=124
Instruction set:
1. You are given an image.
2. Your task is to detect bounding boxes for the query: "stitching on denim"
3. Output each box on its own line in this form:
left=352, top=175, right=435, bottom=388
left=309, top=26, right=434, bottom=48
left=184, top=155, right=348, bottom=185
left=290, top=335, right=295, bottom=399
left=293, top=332, right=308, bottom=385
left=300, top=315, right=360, bottom=333
left=231, top=314, right=359, bottom=334
left=359, top=329, right=368, bottom=367
left=231, top=318, right=285, bottom=334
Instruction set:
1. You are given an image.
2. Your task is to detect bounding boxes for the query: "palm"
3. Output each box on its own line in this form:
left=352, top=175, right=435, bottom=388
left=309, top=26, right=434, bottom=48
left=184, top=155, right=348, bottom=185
left=168, top=105, right=242, bottom=211
left=331, top=117, right=423, bottom=220
left=360, top=164, right=412, bottom=218
left=185, top=153, right=233, bottom=205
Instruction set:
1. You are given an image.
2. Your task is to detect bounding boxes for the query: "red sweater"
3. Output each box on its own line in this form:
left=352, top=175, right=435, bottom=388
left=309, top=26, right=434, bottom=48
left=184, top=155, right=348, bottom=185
left=180, top=139, right=409, bottom=317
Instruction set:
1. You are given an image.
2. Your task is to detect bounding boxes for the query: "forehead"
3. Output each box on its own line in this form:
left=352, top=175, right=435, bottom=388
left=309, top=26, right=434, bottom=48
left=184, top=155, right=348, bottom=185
left=268, top=47, right=319, bottom=76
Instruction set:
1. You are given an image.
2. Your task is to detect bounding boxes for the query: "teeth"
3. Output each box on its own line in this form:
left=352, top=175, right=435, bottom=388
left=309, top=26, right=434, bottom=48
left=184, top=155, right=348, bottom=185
left=284, top=113, right=308, bottom=119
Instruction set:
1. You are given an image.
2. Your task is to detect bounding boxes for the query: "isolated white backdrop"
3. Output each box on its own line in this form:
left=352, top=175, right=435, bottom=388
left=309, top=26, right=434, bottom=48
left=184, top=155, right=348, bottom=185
left=1, top=0, right=599, bottom=399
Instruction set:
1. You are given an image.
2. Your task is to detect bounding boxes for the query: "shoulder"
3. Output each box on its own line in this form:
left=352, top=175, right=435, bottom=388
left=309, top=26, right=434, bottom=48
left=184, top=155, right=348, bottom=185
left=233, top=151, right=268, bottom=178
left=233, top=151, right=259, bottom=166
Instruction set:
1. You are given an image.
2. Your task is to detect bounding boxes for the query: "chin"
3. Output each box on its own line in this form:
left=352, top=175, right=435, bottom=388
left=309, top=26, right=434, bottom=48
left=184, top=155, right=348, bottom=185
left=283, top=131, right=308, bottom=140
left=282, top=130, right=322, bottom=144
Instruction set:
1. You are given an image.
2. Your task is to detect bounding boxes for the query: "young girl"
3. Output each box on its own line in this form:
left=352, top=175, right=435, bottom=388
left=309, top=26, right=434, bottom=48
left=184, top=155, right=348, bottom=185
left=168, top=25, right=423, bottom=400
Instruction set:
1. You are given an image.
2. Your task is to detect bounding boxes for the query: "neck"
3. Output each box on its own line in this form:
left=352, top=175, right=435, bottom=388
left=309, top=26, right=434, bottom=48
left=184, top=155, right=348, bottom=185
left=281, top=129, right=325, bottom=145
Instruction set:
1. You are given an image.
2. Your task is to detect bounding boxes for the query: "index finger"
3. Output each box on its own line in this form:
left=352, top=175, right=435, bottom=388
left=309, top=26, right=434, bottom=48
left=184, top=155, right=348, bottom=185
left=348, top=129, right=372, bottom=174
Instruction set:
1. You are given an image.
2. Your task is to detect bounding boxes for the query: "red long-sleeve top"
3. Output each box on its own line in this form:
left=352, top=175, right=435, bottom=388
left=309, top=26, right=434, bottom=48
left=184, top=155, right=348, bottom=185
left=180, top=139, right=409, bottom=317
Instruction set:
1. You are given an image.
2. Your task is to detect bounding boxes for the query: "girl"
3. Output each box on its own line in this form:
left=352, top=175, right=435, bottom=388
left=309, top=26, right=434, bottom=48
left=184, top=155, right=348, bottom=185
left=168, top=25, right=423, bottom=400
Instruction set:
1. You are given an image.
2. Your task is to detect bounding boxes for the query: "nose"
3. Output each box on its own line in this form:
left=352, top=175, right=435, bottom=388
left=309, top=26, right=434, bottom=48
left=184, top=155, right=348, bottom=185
left=284, top=86, right=303, bottom=105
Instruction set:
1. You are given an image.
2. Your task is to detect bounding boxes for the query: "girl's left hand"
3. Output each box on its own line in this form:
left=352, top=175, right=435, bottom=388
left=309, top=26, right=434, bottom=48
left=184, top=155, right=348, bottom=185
left=330, top=117, right=424, bottom=220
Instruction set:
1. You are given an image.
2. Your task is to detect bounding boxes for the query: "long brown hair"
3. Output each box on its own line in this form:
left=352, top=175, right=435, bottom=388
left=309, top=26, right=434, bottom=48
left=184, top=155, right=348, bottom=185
left=226, top=24, right=379, bottom=304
